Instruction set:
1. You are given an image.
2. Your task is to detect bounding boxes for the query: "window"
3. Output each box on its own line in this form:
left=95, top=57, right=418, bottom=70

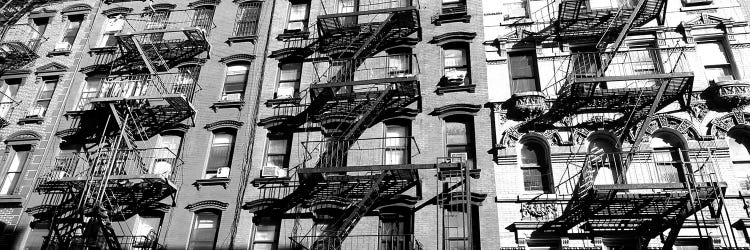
left=0, top=145, right=31, bottom=195
left=57, top=15, right=83, bottom=51
left=287, top=1, right=310, bottom=31
left=24, top=221, right=49, bottom=250
left=697, top=40, right=735, bottom=83
left=262, top=135, right=291, bottom=178
left=222, top=63, right=250, bottom=101
left=188, top=210, right=221, bottom=250
left=588, top=138, right=622, bottom=185
left=145, top=10, right=170, bottom=41
left=509, top=51, right=539, bottom=93
left=97, top=15, right=124, bottom=48
left=520, top=141, right=552, bottom=192
left=442, top=44, right=470, bottom=86
left=385, top=123, right=410, bottom=165
left=176, top=65, right=200, bottom=98
left=504, top=0, right=528, bottom=18
left=134, top=214, right=162, bottom=247
left=727, top=129, right=750, bottom=164
left=76, top=77, right=101, bottom=111
left=442, top=203, right=479, bottom=250
left=234, top=1, right=262, bottom=37
left=388, top=52, right=412, bottom=77
left=252, top=217, right=280, bottom=250
left=206, top=130, right=235, bottom=179
left=192, top=6, right=215, bottom=33
left=30, top=18, right=49, bottom=48
left=153, top=134, right=183, bottom=178
left=379, top=212, right=413, bottom=249
left=442, top=0, right=465, bottom=7
left=276, top=63, right=302, bottom=99
left=0, top=78, right=21, bottom=118
left=29, top=77, right=58, bottom=117
left=643, top=131, right=686, bottom=184
left=445, top=117, right=474, bottom=168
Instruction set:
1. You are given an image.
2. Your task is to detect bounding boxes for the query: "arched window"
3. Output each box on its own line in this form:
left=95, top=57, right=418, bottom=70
left=588, top=138, right=622, bottom=185
left=727, top=128, right=750, bottom=165
left=629, top=131, right=686, bottom=184
left=520, top=139, right=552, bottom=192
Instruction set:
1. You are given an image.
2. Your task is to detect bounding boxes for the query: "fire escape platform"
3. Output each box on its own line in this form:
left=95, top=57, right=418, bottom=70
left=311, top=76, right=418, bottom=89
left=89, top=94, right=195, bottom=138
left=573, top=72, right=694, bottom=84
left=556, top=0, right=665, bottom=41
left=317, top=6, right=419, bottom=36
left=302, top=170, right=419, bottom=200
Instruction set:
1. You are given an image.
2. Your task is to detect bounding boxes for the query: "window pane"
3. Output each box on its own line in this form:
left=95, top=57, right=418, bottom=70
left=520, top=143, right=541, bottom=165
left=444, top=48, right=466, bottom=67
left=0, top=173, right=19, bottom=195
left=509, top=53, right=535, bottom=79
left=189, top=211, right=220, bottom=250
left=289, top=4, right=308, bottom=21
left=8, top=150, right=29, bottom=172
left=276, top=82, right=298, bottom=99
left=697, top=41, right=729, bottom=65
left=523, top=168, right=544, bottom=191
left=280, top=63, right=302, bottom=81
left=268, top=139, right=288, bottom=154
left=446, top=122, right=467, bottom=145
left=704, top=66, right=734, bottom=82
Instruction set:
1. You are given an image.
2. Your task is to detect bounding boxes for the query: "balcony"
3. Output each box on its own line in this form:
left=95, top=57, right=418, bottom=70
left=80, top=72, right=197, bottom=137
left=115, top=9, right=211, bottom=71
left=62, top=235, right=162, bottom=250
left=537, top=48, right=693, bottom=127
left=528, top=149, right=725, bottom=236
left=315, top=0, right=420, bottom=57
left=289, top=234, right=423, bottom=250
left=556, top=0, right=667, bottom=41
left=0, top=24, right=44, bottom=72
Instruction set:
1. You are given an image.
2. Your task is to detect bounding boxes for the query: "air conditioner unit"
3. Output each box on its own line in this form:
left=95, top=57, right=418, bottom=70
left=261, top=165, right=287, bottom=178
left=222, top=93, right=241, bottom=101
left=26, top=106, right=44, bottom=117
left=54, top=42, right=70, bottom=51
left=216, top=167, right=230, bottom=178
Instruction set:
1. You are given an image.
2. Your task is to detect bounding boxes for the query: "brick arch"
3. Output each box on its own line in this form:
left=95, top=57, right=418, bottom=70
left=707, top=111, right=750, bottom=139
left=204, top=120, right=243, bottom=131
left=627, top=114, right=700, bottom=143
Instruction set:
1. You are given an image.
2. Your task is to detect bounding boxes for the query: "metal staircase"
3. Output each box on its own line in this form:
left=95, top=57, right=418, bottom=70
left=32, top=8, right=207, bottom=250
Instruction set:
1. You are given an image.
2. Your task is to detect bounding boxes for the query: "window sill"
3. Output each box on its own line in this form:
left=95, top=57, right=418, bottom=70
left=193, top=177, right=230, bottom=190
left=265, top=97, right=301, bottom=107
left=47, top=49, right=71, bottom=57
left=211, top=100, right=245, bottom=110
left=250, top=176, right=292, bottom=187
left=18, top=116, right=44, bottom=125
left=436, top=85, right=475, bottom=95
left=88, top=46, right=117, bottom=55
left=276, top=31, right=310, bottom=40
left=64, top=110, right=86, bottom=117
left=0, top=195, right=23, bottom=206
left=432, top=11, right=471, bottom=26
left=226, top=35, right=258, bottom=45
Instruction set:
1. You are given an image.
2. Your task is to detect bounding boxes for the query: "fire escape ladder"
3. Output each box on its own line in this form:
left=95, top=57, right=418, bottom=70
left=313, top=172, right=390, bottom=248
left=621, top=78, right=668, bottom=168
left=351, top=12, right=395, bottom=59
left=130, top=35, right=168, bottom=75
left=595, top=0, right=653, bottom=75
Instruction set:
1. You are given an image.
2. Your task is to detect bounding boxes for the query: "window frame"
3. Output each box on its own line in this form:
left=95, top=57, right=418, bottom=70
left=234, top=1, right=262, bottom=37
left=251, top=217, right=281, bottom=250
left=384, top=122, right=411, bottom=165
left=696, top=39, right=737, bottom=83
left=57, top=14, right=84, bottom=51
left=519, top=140, right=553, bottom=193
left=508, top=50, right=540, bottom=93
left=187, top=209, right=222, bottom=250
left=0, top=145, right=32, bottom=196
left=31, top=76, right=59, bottom=117
left=221, top=62, right=251, bottom=101
left=275, top=62, right=302, bottom=99
left=443, top=116, right=475, bottom=168
left=205, top=129, right=236, bottom=179
left=441, top=43, right=471, bottom=86
left=97, top=14, right=125, bottom=48
left=262, top=134, right=292, bottom=177
left=286, top=1, right=310, bottom=32
left=503, top=0, right=529, bottom=19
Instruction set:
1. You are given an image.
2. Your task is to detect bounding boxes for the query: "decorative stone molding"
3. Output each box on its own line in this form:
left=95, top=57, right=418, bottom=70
left=627, top=114, right=700, bottom=143
left=204, top=120, right=243, bottom=131
left=219, top=54, right=255, bottom=64
left=520, top=203, right=557, bottom=220
left=36, top=62, right=69, bottom=75
left=101, top=7, right=133, bottom=17
left=185, top=200, right=229, bottom=212
left=506, top=91, right=548, bottom=120
left=430, top=103, right=481, bottom=118
left=679, top=13, right=746, bottom=43
left=5, top=130, right=41, bottom=144
left=702, top=80, right=750, bottom=112
left=429, top=32, right=476, bottom=45
left=708, top=111, right=750, bottom=139
left=61, top=4, right=92, bottom=16
left=143, top=4, right=176, bottom=12
left=29, top=8, right=57, bottom=19
left=188, top=0, right=221, bottom=8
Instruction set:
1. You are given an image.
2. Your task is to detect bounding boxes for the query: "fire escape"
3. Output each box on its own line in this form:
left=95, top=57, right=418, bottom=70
left=0, top=0, right=49, bottom=128
left=509, top=0, right=728, bottom=249
left=246, top=0, right=472, bottom=249
left=31, top=9, right=207, bottom=250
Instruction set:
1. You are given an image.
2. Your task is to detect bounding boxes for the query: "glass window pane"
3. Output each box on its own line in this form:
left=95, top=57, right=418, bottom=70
left=213, top=133, right=234, bottom=144
left=509, top=53, right=535, bottom=79
left=280, top=63, right=302, bottom=81
left=520, top=143, right=541, bottom=165
left=289, top=4, right=308, bottom=21
left=444, top=48, right=466, bottom=67
left=697, top=41, right=729, bottom=65
left=0, top=173, right=18, bottom=194
left=268, top=139, right=288, bottom=154
left=446, top=122, right=467, bottom=145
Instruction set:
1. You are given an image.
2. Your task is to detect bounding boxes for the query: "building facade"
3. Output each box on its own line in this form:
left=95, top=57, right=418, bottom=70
left=486, top=0, right=750, bottom=249
left=0, top=0, right=746, bottom=250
